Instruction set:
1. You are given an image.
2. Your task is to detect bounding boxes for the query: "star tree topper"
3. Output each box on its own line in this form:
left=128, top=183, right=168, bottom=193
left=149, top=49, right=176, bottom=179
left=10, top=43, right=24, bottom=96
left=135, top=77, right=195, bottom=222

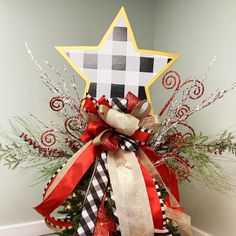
left=56, top=7, right=180, bottom=110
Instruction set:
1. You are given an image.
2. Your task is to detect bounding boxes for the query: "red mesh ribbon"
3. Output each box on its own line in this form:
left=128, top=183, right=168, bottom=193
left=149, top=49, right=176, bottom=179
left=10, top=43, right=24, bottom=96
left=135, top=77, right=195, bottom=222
left=93, top=197, right=117, bottom=236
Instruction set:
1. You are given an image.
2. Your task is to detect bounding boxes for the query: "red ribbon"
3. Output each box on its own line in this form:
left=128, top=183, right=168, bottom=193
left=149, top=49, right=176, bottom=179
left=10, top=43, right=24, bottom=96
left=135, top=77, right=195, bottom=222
left=138, top=157, right=164, bottom=229
left=131, top=130, right=152, bottom=143
left=80, top=120, right=109, bottom=143
left=125, top=91, right=140, bottom=113
left=34, top=142, right=100, bottom=226
left=140, top=145, right=180, bottom=203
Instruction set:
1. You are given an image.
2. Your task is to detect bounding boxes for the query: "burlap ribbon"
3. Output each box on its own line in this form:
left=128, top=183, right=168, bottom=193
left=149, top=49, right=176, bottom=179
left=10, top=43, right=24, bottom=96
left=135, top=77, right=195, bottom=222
left=93, top=107, right=154, bottom=235
left=107, top=150, right=154, bottom=236
left=95, top=103, right=192, bottom=236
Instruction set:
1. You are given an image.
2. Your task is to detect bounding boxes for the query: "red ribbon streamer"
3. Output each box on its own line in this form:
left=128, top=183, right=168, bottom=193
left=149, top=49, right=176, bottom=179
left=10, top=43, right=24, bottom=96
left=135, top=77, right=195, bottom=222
left=35, top=142, right=100, bottom=224
left=140, top=145, right=180, bottom=203
left=138, top=157, right=164, bottom=230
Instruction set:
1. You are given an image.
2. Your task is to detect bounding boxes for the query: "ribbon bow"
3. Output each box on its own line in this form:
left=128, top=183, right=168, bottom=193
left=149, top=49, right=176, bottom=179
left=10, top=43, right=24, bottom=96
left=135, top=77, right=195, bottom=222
left=35, top=92, right=192, bottom=236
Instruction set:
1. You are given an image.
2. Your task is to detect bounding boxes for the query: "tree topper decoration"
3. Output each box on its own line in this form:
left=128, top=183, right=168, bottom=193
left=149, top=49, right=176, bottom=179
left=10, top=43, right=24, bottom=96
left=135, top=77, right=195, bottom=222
left=56, top=7, right=180, bottom=111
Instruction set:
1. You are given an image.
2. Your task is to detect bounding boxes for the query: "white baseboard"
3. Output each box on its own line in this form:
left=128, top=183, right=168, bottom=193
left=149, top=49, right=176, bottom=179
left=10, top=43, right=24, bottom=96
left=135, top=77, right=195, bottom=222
left=0, top=220, right=212, bottom=236
left=192, top=225, right=213, bottom=236
left=0, top=220, right=54, bottom=236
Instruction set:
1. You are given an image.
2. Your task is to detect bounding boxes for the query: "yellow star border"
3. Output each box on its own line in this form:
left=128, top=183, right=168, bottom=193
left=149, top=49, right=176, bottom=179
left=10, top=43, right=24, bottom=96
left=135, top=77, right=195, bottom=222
left=56, top=7, right=180, bottom=112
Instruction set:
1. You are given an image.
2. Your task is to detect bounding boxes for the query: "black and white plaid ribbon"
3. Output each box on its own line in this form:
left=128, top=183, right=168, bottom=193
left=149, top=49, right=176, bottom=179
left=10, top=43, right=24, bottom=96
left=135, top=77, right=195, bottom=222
left=77, top=152, right=109, bottom=236
left=77, top=155, right=170, bottom=236
left=111, top=97, right=127, bottom=112
left=119, top=134, right=139, bottom=152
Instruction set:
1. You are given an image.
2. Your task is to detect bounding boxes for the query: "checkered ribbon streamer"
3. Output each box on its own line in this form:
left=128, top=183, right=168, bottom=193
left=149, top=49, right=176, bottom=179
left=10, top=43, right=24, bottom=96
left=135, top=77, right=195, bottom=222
left=153, top=178, right=172, bottom=236
left=77, top=152, right=109, bottom=236
left=119, top=134, right=138, bottom=151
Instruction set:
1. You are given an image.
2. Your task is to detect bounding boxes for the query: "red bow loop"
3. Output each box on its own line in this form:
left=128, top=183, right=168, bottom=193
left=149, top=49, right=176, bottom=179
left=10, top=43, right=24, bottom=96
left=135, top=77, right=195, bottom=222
left=101, top=131, right=120, bottom=152
left=79, top=121, right=109, bottom=143
left=125, top=91, right=140, bottom=113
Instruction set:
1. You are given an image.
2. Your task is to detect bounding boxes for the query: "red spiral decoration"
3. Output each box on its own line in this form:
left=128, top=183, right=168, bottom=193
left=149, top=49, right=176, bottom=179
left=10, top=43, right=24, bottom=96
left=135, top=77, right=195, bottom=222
left=187, top=80, right=204, bottom=99
left=65, top=116, right=82, bottom=140
left=178, top=123, right=195, bottom=138
left=176, top=104, right=190, bottom=119
left=162, top=71, right=181, bottom=90
left=159, top=71, right=181, bottom=116
left=50, top=96, right=65, bottom=111
left=41, top=130, right=56, bottom=147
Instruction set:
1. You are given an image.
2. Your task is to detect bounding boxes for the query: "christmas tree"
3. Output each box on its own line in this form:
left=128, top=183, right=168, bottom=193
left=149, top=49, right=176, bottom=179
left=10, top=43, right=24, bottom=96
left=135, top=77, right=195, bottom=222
left=1, top=7, right=236, bottom=236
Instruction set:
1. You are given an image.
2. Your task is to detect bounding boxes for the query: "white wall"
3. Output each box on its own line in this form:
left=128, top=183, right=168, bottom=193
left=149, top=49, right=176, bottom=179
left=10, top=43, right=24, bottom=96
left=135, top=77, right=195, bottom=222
left=0, top=0, right=155, bottom=226
left=154, top=1, right=236, bottom=235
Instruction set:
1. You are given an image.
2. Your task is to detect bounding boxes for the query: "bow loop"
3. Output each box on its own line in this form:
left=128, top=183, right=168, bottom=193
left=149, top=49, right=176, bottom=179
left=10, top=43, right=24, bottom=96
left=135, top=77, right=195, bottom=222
left=79, top=120, right=109, bottom=143
left=80, top=92, right=157, bottom=152
left=98, top=105, right=140, bottom=137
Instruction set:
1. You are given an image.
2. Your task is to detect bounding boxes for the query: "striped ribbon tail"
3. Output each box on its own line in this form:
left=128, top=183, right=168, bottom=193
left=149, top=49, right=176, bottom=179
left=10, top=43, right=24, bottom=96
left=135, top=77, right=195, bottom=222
left=153, top=178, right=172, bottom=236
left=108, top=187, right=120, bottom=232
left=77, top=152, right=109, bottom=236
left=40, top=161, right=73, bottom=230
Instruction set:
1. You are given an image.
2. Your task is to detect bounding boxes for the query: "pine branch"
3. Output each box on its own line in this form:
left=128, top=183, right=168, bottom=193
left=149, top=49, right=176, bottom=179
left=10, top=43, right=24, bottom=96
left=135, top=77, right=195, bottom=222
left=0, top=142, right=24, bottom=169
left=179, top=131, right=236, bottom=192
left=184, top=131, right=236, bottom=155
left=0, top=116, right=71, bottom=183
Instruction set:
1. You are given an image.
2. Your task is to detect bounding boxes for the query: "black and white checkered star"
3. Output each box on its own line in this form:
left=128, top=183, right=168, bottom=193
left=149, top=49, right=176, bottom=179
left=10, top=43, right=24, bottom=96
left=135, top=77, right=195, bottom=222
left=57, top=7, right=178, bottom=102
